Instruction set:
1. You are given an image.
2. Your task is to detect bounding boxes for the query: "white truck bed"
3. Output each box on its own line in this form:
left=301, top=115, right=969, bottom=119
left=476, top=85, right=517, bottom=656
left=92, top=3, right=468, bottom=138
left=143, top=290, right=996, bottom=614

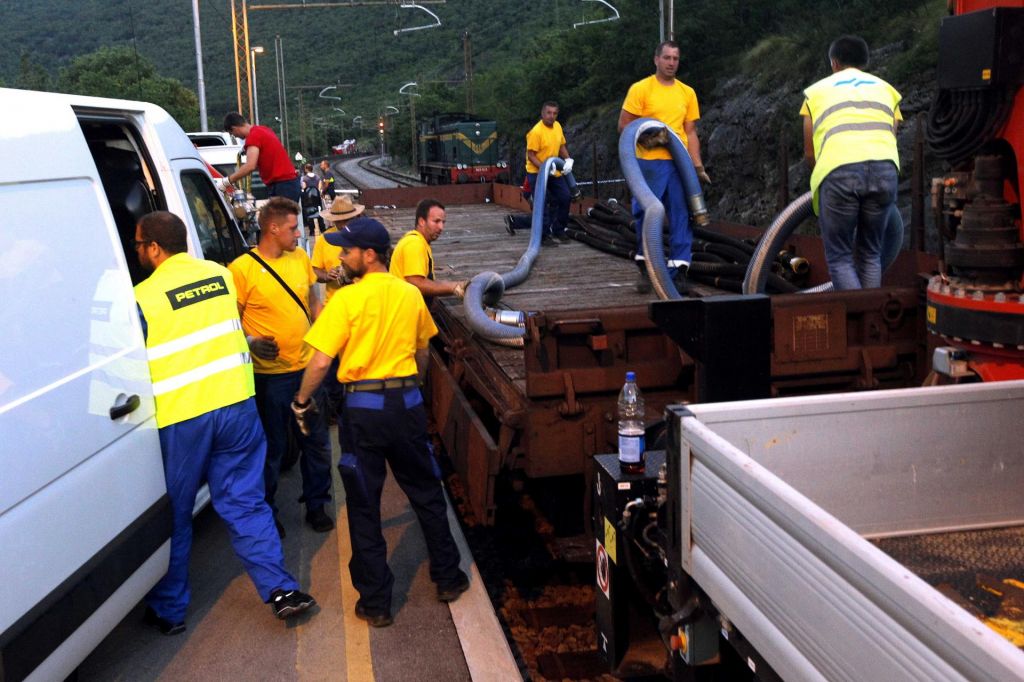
left=670, top=381, right=1024, bottom=681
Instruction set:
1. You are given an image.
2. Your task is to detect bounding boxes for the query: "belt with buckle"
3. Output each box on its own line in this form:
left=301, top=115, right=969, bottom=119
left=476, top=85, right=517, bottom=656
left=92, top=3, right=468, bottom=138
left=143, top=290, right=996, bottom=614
left=344, top=377, right=420, bottom=393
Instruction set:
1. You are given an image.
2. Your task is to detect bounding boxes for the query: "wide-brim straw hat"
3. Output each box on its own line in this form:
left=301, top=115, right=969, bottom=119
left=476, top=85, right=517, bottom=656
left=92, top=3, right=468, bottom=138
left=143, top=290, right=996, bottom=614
left=319, top=195, right=365, bottom=223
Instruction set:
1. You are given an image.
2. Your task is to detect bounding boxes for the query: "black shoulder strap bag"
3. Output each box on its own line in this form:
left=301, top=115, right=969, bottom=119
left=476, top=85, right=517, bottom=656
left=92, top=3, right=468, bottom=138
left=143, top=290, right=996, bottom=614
left=245, top=250, right=312, bottom=324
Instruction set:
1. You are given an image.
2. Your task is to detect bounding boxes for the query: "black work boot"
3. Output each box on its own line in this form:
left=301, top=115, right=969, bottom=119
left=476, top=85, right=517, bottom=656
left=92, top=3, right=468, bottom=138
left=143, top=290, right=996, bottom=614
left=635, top=261, right=652, bottom=294
left=672, top=264, right=689, bottom=295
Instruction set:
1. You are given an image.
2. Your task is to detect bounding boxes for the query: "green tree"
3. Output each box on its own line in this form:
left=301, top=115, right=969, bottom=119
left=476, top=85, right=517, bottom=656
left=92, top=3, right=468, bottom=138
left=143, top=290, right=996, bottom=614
left=57, top=45, right=199, bottom=129
left=14, top=52, right=51, bottom=91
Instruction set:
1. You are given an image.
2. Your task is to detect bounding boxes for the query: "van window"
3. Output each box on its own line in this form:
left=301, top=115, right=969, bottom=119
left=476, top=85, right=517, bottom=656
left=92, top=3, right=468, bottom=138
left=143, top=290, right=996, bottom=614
left=78, top=118, right=162, bottom=286
left=181, top=171, right=246, bottom=265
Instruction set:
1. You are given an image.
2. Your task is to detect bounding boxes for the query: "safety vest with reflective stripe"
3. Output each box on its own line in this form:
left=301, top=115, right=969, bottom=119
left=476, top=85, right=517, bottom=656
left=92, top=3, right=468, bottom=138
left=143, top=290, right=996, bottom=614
left=804, top=68, right=901, bottom=213
left=135, top=253, right=254, bottom=428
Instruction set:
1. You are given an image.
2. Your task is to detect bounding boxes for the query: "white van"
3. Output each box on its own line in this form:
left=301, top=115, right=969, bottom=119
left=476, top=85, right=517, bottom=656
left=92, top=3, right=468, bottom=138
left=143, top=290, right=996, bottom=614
left=0, top=88, right=250, bottom=681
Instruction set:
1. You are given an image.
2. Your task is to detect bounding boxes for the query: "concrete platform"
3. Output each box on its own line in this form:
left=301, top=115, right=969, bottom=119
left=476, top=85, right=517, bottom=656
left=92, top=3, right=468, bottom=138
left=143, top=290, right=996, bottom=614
left=79, top=425, right=520, bottom=680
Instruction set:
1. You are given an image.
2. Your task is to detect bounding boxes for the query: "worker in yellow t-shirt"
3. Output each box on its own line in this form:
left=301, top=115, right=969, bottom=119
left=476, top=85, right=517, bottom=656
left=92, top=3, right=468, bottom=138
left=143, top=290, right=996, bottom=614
left=291, top=217, right=470, bottom=627
left=524, top=101, right=577, bottom=246
left=389, top=198, right=469, bottom=305
left=228, top=197, right=334, bottom=537
left=618, top=40, right=709, bottom=294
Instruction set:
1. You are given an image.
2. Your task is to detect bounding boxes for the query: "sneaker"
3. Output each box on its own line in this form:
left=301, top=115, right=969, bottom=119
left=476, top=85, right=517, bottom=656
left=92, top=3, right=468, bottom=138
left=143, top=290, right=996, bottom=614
left=355, top=602, right=394, bottom=628
left=541, top=235, right=559, bottom=247
left=552, top=233, right=572, bottom=245
left=635, top=263, right=652, bottom=294
left=436, top=570, right=471, bottom=603
left=504, top=214, right=516, bottom=235
left=143, top=606, right=186, bottom=636
left=305, top=505, right=335, bottom=533
left=270, top=589, right=316, bottom=619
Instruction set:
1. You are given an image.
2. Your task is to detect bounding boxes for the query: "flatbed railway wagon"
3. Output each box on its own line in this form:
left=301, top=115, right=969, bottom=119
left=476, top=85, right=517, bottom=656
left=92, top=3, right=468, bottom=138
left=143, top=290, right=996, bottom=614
left=359, top=183, right=937, bottom=528
left=417, top=113, right=509, bottom=186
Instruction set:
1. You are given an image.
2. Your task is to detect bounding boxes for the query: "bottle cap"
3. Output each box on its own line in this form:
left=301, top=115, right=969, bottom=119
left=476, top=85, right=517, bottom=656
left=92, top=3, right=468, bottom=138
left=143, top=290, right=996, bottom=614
left=625, top=371, right=635, bottom=382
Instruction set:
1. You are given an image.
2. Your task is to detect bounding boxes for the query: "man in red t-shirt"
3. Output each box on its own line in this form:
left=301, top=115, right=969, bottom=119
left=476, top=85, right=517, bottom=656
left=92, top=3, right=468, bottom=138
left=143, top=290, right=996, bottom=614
left=223, top=112, right=301, bottom=202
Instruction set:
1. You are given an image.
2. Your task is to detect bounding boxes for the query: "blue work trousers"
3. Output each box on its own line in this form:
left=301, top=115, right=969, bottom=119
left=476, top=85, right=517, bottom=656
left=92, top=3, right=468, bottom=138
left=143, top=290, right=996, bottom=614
left=526, top=172, right=571, bottom=237
left=818, top=160, right=899, bottom=290
left=145, top=398, right=298, bottom=623
left=631, top=158, right=692, bottom=270
left=337, top=386, right=462, bottom=614
left=254, top=370, right=333, bottom=515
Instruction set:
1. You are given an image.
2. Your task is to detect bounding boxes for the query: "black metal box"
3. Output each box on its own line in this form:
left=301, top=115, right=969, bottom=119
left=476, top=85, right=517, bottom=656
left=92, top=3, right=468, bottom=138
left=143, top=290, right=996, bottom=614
left=592, top=451, right=665, bottom=670
left=938, top=7, right=1024, bottom=89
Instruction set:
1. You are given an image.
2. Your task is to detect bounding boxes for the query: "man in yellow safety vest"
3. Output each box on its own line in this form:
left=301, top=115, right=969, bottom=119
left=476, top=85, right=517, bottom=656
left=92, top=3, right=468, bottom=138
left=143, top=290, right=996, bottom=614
left=134, top=211, right=316, bottom=634
left=802, top=35, right=902, bottom=290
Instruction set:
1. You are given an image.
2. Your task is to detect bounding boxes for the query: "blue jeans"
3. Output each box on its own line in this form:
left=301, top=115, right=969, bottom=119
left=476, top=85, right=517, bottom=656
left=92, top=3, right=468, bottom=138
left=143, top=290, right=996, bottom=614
left=337, top=386, right=461, bottom=613
left=254, top=370, right=333, bottom=515
left=526, top=172, right=570, bottom=237
left=146, top=399, right=298, bottom=622
left=818, top=160, right=898, bottom=290
left=631, top=158, right=692, bottom=270
left=268, top=177, right=301, bottom=203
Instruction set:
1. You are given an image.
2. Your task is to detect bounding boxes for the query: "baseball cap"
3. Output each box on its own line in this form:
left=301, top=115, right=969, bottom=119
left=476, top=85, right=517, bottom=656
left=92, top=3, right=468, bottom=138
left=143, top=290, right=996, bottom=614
left=324, top=217, right=391, bottom=252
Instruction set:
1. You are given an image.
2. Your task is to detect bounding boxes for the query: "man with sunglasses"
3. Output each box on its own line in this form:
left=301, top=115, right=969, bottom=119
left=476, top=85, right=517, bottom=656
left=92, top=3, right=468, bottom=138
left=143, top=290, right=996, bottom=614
left=133, top=211, right=316, bottom=634
left=292, top=217, right=469, bottom=628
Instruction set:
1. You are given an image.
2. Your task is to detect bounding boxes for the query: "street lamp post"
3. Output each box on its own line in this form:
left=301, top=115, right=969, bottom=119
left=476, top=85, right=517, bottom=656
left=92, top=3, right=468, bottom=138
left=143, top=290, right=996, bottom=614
left=399, top=82, right=420, bottom=172
left=250, top=45, right=265, bottom=125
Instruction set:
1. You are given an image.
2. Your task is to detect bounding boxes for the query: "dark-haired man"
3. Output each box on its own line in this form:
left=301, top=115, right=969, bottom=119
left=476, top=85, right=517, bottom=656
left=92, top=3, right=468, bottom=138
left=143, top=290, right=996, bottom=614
left=228, top=197, right=334, bottom=536
left=133, top=210, right=316, bottom=634
left=618, top=41, right=708, bottom=294
left=223, top=112, right=301, bottom=202
left=293, top=217, right=469, bottom=627
left=802, top=35, right=901, bottom=290
left=389, top=198, right=469, bottom=303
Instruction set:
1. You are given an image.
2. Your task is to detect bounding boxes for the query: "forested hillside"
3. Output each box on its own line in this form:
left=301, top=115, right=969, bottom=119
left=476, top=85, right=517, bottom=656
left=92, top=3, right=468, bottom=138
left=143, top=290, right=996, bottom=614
left=2, top=0, right=946, bottom=226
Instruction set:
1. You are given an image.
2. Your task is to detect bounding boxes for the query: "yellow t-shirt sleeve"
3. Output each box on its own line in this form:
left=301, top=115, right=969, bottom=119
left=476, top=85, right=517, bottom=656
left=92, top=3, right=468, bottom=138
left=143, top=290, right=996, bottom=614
left=228, top=258, right=250, bottom=309
left=304, top=295, right=349, bottom=357
left=311, top=236, right=327, bottom=269
left=391, top=236, right=429, bottom=280
left=800, top=100, right=810, bottom=117
left=622, top=81, right=646, bottom=117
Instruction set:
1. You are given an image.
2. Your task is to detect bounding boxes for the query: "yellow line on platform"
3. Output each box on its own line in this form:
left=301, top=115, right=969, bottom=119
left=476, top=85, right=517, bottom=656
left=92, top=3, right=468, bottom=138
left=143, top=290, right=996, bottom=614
left=337, top=501, right=374, bottom=681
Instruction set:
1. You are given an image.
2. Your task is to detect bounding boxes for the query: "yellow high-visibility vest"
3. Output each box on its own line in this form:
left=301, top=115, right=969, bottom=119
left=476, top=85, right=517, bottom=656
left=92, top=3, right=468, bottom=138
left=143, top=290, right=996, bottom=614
left=804, top=68, right=901, bottom=213
left=135, top=253, right=254, bottom=428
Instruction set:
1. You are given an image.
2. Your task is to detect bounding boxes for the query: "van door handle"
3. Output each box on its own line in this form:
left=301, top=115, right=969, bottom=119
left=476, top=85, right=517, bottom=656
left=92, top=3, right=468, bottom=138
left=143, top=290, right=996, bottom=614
left=109, top=394, right=141, bottom=420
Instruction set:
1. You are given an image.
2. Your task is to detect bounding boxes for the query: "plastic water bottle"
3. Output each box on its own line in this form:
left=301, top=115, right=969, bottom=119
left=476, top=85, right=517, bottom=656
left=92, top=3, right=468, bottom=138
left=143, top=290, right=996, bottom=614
left=617, top=371, right=646, bottom=474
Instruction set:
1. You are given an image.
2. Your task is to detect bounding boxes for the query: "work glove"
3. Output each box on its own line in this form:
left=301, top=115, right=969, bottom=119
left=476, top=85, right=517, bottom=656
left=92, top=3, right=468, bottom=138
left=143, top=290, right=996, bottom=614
left=695, top=166, right=711, bottom=185
left=562, top=158, right=574, bottom=174
left=290, top=396, right=319, bottom=436
left=247, top=335, right=279, bottom=361
left=637, top=127, right=670, bottom=149
left=214, top=177, right=231, bottom=192
left=452, top=280, right=470, bottom=298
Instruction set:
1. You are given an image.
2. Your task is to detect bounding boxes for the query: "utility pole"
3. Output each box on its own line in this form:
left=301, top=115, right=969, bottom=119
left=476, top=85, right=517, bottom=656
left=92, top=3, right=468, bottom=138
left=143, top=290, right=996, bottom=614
left=274, top=34, right=288, bottom=151
left=191, top=0, right=207, bottom=130
left=463, top=31, right=474, bottom=114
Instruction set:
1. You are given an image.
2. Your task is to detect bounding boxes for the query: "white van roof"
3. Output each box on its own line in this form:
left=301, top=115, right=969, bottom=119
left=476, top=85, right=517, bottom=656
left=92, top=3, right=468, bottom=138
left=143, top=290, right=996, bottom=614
left=0, top=87, right=205, bottom=183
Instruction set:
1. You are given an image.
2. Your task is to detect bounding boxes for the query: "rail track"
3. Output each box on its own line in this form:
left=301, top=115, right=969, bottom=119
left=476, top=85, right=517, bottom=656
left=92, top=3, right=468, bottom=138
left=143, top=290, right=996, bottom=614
left=328, top=155, right=422, bottom=191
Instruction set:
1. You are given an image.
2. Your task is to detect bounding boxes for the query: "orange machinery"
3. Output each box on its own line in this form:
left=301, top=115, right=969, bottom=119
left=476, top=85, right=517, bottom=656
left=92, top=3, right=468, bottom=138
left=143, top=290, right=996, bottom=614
left=926, top=0, right=1024, bottom=380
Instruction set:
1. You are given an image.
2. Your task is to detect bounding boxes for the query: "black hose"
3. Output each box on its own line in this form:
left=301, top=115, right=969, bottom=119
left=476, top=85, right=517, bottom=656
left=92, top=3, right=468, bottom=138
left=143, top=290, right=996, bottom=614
left=927, top=87, right=1017, bottom=163
left=702, top=242, right=752, bottom=265
left=566, top=228, right=635, bottom=259
left=693, top=226, right=756, bottom=255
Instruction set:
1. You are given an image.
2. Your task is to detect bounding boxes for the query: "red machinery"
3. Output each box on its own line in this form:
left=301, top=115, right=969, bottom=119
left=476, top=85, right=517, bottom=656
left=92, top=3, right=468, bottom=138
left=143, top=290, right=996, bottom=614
left=926, top=0, right=1024, bottom=380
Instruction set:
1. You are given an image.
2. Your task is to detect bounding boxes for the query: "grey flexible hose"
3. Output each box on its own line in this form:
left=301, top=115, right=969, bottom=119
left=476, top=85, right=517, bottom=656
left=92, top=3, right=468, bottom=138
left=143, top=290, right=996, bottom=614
left=463, top=156, right=565, bottom=340
left=619, top=118, right=709, bottom=300
left=742, top=192, right=905, bottom=295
